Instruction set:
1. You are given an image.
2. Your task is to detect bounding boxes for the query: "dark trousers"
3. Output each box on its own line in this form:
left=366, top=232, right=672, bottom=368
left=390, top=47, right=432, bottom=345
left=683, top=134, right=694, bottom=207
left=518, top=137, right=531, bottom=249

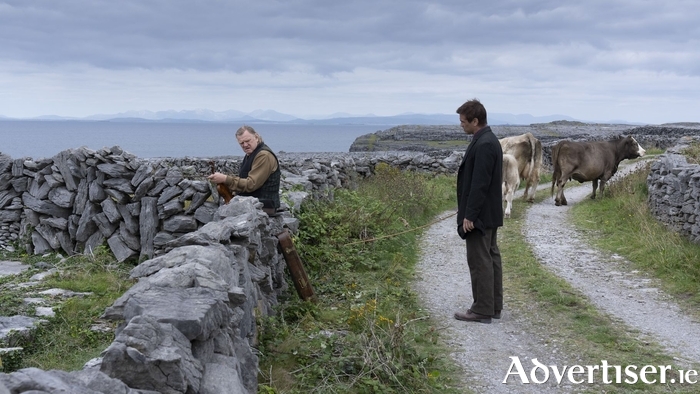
left=465, top=227, right=503, bottom=316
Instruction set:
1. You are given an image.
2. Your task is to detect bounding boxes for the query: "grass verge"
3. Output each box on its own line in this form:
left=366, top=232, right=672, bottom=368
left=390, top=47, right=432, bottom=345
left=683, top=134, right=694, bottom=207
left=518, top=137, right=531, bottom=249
left=500, top=187, right=698, bottom=393
left=0, top=245, right=135, bottom=372
left=258, top=164, right=466, bottom=393
left=570, top=163, right=700, bottom=313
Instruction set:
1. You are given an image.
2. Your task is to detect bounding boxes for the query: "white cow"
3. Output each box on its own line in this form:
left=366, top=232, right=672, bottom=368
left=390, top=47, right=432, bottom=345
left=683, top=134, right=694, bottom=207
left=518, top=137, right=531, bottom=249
left=499, top=133, right=543, bottom=202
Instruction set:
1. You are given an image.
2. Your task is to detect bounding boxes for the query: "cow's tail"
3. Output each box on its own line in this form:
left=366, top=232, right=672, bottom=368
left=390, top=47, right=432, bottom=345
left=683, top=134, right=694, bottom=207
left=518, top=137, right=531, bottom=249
left=550, top=142, right=561, bottom=196
left=525, top=133, right=538, bottom=184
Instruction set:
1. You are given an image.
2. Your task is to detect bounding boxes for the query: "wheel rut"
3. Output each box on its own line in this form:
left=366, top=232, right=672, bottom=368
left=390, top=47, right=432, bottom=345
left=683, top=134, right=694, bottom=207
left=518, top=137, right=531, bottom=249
left=414, top=162, right=700, bottom=393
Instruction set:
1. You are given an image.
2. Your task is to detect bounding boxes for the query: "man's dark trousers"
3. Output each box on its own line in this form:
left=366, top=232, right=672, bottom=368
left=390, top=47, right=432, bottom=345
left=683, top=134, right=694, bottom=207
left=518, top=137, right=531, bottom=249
left=465, top=227, right=503, bottom=316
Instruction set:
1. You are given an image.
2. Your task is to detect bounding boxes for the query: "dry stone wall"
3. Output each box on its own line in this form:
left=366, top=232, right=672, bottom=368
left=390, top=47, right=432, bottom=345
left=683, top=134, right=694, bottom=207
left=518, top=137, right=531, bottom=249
left=0, top=146, right=462, bottom=393
left=647, top=136, right=700, bottom=244
left=0, top=148, right=462, bottom=256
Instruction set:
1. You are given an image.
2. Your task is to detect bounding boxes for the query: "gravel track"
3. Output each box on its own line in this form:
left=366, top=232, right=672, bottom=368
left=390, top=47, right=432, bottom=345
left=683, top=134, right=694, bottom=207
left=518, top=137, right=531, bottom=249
left=414, top=161, right=700, bottom=393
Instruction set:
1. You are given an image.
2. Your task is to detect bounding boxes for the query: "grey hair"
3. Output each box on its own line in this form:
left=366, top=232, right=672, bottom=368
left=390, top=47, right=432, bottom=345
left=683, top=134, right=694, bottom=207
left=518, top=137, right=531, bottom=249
left=236, top=125, right=264, bottom=144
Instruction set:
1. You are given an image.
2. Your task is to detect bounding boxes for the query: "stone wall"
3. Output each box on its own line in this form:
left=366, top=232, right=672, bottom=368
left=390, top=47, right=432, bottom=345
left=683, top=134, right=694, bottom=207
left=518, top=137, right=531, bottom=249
left=646, top=136, right=700, bottom=245
left=0, top=148, right=462, bottom=256
left=2, top=197, right=288, bottom=393
left=0, top=146, right=462, bottom=393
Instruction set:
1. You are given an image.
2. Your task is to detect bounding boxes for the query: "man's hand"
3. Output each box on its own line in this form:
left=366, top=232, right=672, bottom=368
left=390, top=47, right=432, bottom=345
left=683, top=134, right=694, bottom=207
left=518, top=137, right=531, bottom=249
left=208, top=172, right=227, bottom=184
left=463, top=218, right=475, bottom=233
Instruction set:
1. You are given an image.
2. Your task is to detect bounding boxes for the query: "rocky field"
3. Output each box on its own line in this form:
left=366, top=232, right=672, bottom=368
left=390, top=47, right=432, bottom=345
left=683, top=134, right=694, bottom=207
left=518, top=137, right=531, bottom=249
left=349, top=121, right=700, bottom=168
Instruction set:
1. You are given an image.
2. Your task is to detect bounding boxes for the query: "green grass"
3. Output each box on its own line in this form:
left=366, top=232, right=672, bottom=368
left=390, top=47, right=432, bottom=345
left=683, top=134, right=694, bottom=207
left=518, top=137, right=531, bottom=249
left=258, top=165, right=466, bottom=393
left=259, top=162, right=700, bottom=392
left=500, top=190, right=698, bottom=393
left=681, top=141, right=700, bottom=164
left=571, top=163, right=700, bottom=311
left=0, top=246, right=135, bottom=372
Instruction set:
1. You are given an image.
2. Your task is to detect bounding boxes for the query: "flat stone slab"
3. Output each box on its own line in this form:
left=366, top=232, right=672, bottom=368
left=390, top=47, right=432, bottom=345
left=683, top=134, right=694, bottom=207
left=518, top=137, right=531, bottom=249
left=0, top=315, right=41, bottom=341
left=0, top=260, right=29, bottom=278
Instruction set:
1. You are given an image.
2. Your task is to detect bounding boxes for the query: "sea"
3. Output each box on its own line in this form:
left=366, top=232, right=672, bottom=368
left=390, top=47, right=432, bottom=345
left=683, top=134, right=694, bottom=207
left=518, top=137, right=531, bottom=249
left=0, top=120, right=391, bottom=159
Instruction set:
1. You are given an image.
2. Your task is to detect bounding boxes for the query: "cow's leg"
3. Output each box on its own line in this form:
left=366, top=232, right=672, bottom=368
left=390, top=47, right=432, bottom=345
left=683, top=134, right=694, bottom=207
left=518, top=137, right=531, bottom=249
left=591, top=179, right=599, bottom=199
left=522, top=180, right=531, bottom=202
left=555, top=178, right=568, bottom=206
left=505, top=187, right=514, bottom=218
left=524, top=179, right=535, bottom=203
left=599, top=179, right=607, bottom=198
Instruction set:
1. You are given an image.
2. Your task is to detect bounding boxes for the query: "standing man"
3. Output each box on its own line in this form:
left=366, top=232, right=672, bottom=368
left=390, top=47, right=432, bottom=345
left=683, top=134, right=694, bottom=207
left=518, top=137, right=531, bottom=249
left=208, top=125, right=281, bottom=214
left=454, top=99, right=504, bottom=324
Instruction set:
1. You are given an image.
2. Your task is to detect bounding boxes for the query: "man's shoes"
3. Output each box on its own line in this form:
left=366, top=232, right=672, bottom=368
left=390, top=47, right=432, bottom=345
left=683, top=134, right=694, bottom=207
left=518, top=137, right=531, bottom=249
left=468, top=308, right=501, bottom=319
left=454, top=310, right=492, bottom=324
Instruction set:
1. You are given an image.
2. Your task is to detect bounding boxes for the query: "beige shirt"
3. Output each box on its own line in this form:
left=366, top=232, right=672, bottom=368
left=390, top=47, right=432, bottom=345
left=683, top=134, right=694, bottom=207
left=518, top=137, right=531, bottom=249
left=224, top=150, right=279, bottom=194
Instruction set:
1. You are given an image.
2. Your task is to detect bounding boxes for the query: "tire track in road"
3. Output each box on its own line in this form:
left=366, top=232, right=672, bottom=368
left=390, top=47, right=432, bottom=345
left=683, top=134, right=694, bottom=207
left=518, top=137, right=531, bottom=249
left=415, top=161, right=700, bottom=392
left=524, top=163, right=700, bottom=365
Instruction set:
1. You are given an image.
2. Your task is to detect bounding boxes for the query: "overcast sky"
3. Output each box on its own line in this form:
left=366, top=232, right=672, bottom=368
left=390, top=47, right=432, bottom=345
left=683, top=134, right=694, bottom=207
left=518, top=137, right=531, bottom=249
left=1, top=1, right=698, bottom=124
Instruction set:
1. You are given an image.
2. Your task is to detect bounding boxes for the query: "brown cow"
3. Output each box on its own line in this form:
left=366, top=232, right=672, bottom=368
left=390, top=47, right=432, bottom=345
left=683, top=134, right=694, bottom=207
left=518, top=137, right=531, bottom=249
left=551, top=135, right=646, bottom=206
left=502, top=153, right=520, bottom=218
left=499, top=132, right=542, bottom=202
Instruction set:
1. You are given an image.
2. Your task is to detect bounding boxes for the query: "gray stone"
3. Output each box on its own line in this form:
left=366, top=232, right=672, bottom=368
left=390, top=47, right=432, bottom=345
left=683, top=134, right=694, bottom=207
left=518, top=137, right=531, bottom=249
left=104, top=177, right=135, bottom=194
left=96, top=162, right=133, bottom=179
left=100, top=315, right=203, bottom=394
left=139, top=197, right=158, bottom=260
left=73, top=178, right=89, bottom=215
left=165, top=168, right=184, bottom=186
left=47, top=186, right=75, bottom=208
left=39, top=216, right=68, bottom=230
left=132, top=163, right=154, bottom=187
left=0, top=210, right=21, bottom=222
left=31, top=231, right=53, bottom=254
left=88, top=180, right=107, bottom=202
left=193, top=202, right=217, bottom=224
left=159, top=199, right=184, bottom=219
left=200, top=354, right=247, bottom=394
left=94, top=212, right=119, bottom=237
left=0, top=260, right=29, bottom=278
left=0, top=316, right=40, bottom=343
left=75, top=203, right=99, bottom=243
left=157, top=185, right=183, bottom=205
left=133, top=175, right=154, bottom=200
left=185, top=191, right=210, bottom=215
left=100, top=197, right=122, bottom=223
left=107, top=232, right=138, bottom=263
left=163, top=215, right=197, bottom=233
left=22, top=193, right=71, bottom=218
left=119, top=222, right=141, bottom=251
left=105, top=188, right=130, bottom=204
left=53, top=150, right=80, bottom=191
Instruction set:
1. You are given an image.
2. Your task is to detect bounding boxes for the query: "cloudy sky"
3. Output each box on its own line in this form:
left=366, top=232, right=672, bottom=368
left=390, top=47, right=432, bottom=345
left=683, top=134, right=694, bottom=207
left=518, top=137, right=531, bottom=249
left=1, top=1, right=698, bottom=124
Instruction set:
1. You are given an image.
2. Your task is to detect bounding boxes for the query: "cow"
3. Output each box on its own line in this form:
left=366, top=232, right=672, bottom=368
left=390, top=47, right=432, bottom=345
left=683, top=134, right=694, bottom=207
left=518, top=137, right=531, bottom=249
left=502, top=153, right=520, bottom=218
left=499, top=132, right=543, bottom=202
left=550, top=135, right=646, bottom=206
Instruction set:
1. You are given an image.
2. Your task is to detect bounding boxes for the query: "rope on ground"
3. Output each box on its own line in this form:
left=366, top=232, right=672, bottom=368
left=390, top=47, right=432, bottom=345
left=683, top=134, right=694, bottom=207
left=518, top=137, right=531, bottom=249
left=343, top=211, right=457, bottom=246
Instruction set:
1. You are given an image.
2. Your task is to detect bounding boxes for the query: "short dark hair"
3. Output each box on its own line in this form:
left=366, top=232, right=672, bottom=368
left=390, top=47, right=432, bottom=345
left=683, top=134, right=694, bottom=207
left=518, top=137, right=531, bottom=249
left=456, top=99, right=487, bottom=126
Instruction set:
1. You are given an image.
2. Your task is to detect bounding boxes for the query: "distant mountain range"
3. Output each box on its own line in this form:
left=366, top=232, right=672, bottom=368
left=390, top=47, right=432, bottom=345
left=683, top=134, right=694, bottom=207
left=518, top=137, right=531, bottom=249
left=1, top=109, right=640, bottom=126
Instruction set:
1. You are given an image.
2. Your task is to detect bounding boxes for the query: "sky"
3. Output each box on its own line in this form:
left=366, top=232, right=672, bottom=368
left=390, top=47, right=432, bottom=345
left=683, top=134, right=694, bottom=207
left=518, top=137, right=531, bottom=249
left=1, top=1, right=699, bottom=124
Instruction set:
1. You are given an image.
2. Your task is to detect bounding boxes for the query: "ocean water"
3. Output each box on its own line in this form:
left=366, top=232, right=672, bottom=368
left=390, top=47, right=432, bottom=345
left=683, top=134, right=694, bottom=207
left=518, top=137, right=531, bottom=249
left=0, top=120, right=388, bottom=159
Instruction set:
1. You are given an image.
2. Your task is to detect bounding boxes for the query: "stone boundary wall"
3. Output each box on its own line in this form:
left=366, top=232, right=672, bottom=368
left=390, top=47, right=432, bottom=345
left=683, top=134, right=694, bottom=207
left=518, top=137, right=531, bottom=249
left=0, top=147, right=462, bottom=256
left=0, top=147, right=462, bottom=393
left=647, top=136, right=700, bottom=245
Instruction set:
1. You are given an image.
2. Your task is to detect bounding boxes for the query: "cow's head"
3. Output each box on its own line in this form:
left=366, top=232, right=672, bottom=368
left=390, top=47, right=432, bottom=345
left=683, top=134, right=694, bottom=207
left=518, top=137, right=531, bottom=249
left=622, top=136, right=646, bottom=159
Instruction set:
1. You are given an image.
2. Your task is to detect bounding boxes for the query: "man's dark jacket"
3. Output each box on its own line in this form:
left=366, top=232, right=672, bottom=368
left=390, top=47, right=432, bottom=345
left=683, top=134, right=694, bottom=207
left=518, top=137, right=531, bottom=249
left=457, top=126, right=504, bottom=234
